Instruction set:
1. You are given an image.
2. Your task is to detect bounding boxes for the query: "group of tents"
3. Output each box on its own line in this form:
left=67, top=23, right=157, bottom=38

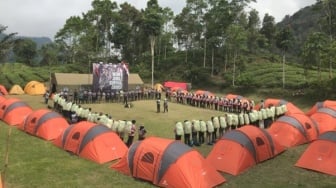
left=0, top=81, right=46, bottom=96
left=206, top=98, right=336, bottom=177
left=1, top=90, right=336, bottom=187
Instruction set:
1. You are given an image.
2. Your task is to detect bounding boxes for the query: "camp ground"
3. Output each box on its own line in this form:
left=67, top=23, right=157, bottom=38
left=1, top=91, right=336, bottom=187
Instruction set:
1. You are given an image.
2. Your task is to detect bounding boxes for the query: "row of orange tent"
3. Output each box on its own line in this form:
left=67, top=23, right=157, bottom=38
left=0, top=81, right=46, bottom=95
left=0, top=94, right=226, bottom=187
left=0, top=95, right=127, bottom=164
left=205, top=97, right=336, bottom=176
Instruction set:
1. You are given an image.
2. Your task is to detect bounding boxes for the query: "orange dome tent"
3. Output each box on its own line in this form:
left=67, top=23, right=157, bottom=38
left=306, top=100, right=336, bottom=116
left=53, top=121, right=127, bottom=164
left=295, top=131, right=336, bottom=176
left=111, top=137, right=226, bottom=188
left=24, top=81, right=46, bottom=95
left=9, top=84, right=25, bottom=95
left=0, top=85, right=8, bottom=95
left=254, top=98, right=304, bottom=115
left=206, top=125, right=285, bottom=176
left=18, top=109, right=69, bottom=140
left=310, top=107, right=336, bottom=134
left=267, top=113, right=319, bottom=148
left=0, top=98, right=33, bottom=126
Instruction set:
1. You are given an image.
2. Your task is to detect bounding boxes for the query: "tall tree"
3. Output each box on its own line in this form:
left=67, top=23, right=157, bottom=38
left=13, top=38, right=37, bottom=66
left=143, top=0, right=164, bottom=88
left=247, top=9, right=261, bottom=53
left=260, top=13, right=276, bottom=50
left=276, top=25, right=293, bottom=88
left=226, top=24, right=247, bottom=87
left=302, top=32, right=328, bottom=82
left=0, top=25, right=17, bottom=63
left=318, top=0, right=336, bottom=78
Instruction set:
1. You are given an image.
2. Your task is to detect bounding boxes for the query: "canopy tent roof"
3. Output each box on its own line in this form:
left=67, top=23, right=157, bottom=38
left=50, top=73, right=144, bottom=91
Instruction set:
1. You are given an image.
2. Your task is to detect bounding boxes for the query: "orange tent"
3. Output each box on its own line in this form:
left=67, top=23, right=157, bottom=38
left=194, top=90, right=215, bottom=97
left=310, top=107, right=336, bottom=134
left=295, top=131, right=336, bottom=176
left=0, top=85, right=8, bottom=95
left=111, top=137, right=226, bottom=188
left=24, top=81, right=46, bottom=95
left=306, top=100, right=336, bottom=116
left=225, top=93, right=244, bottom=100
left=0, top=98, right=33, bottom=126
left=0, top=95, right=6, bottom=104
left=267, top=113, right=319, bottom=148
left=254, top=98, right=304, bottom=115
left=206, top=125, right=285, bottom=176
left=53, top=121, right=127, bottom=164
left=18, top=109, right=69, bottom=140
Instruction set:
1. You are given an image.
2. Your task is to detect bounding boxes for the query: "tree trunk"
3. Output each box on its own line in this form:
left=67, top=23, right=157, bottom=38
left=211, top=48, right=214, bottom=76
left=203, top=37, right=207, bottom=68
left=150, top=36, right=156, bottom=88
left=232, top=50, right=237, bottom=87
left=282, top=52, right=286, bottom=89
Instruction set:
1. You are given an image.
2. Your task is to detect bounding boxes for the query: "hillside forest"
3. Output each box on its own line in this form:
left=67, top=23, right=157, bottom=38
left=0, top=0, right=336, bottom=99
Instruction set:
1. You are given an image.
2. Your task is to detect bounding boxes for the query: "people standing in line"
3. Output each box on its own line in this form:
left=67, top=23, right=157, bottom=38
left=156, top=98, right=161, bottom=113
left=174, top=121, right=184, bottom=141
left=126, top=120, right=136, bottom=147
left=138, top=125, right=147, bottom=141
left=163, top=98, right=168, bottom=113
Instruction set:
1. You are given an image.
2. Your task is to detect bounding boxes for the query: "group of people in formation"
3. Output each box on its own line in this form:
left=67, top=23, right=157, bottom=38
left=167, top=90, right=255, bottom=114
left=51, top=92, right=147, bottom=147
left=174, top=102, right=288, bottom=146
left=56, top=87, right=166, bottom=105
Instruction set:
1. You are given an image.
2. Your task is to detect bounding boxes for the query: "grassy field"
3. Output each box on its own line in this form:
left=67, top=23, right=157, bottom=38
left=1, top=94, right=336, bottom=188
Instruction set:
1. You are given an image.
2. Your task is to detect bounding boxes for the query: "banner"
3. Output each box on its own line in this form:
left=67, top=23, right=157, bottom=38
left=92, top=62, right=129, bottom=92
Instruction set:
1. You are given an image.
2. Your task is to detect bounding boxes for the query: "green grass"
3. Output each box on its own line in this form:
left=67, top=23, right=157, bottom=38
left=1, top=94, right=336, bottom=187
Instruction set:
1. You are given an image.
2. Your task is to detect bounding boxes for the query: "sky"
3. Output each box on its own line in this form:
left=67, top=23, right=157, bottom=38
left=0, top=0, right=316, bottom=39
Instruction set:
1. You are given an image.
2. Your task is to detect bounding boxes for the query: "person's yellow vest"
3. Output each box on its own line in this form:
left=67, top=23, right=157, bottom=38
left=212, top=117, right=220, bottom=129
left=118, top=120, right=126, bottom=134
left=231, top=114, right=239, bottom=128
left=261, top=108, right=267, bottom=120
left=219, top=116, right=227, bottom=128
left=226, top=114, right=233, bottom=127
left=183, top=120, right=192, bottom=134
left=206, top=120, right=214, bottom=133
left=238, top=113, right=245, bottom=126
left=175, top=122, right=184, bottom=135
left=106, top=118, right=113, bottom=129
left=244, top=113, right=250, bottom=125
left=200, top=120, right=207, bottom=132
left=192, top=120, right=201, bottom=132
left=111, top=120, right=120, bottom=132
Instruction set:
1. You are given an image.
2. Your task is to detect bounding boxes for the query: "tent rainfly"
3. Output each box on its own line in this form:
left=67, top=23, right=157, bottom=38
left=111, top=137, right=226, bottom=188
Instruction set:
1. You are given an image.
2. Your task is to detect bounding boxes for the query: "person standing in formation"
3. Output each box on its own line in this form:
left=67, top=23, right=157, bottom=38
left=174, top=121, right=184, bottom=141
left=126, top=120, right=136, bottom=147
left=138, top=125, right=147, bottom=140
left=156, top=98, right=161, bottom=113
left=163, top=98, right=168, bottom=113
